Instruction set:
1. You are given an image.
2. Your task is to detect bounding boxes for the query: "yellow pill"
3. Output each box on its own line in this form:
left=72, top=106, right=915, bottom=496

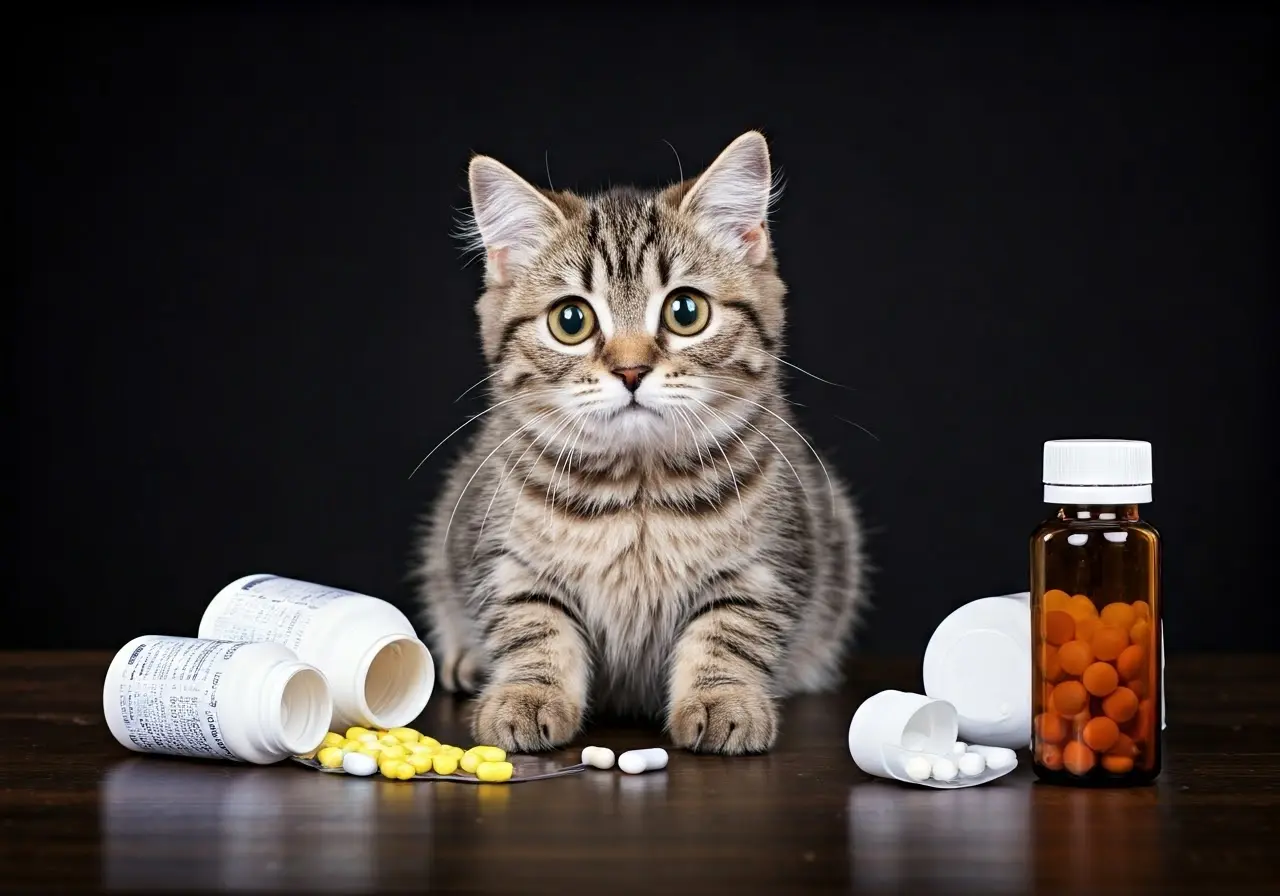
left=345, top=726, right=372, bottom=740
left=318, top=747, right=345, bottom=769
left=410, top=752, right=434, bottom=774
left=341, top=738, right=363, bottom=752
left=388, top=727, right=421, bottom=743
left=322, top=732, right=346, bottom=749
left=296, top=748, right=318, bottom=760
left=409, top=742, right=437, bottom=755
left=418, top=736, right=441, bottom=750
left=475, top=761, right=514, bottom=783
left=432, top=753, right=459, bottom=775
left=460, top=751, right=483, bottom=774
left=380, top=759, right=415, bottom=780
left=357, top=745, right=383, bottom=758
left=379, top=735, right=401, bottom=748
left=469, top=746, right=506, bottom=763
left=442, top=746, right=465, bottom=759
left=358, top=733, right=380, bottom=745
left=379, top=745, right=407, bottom=760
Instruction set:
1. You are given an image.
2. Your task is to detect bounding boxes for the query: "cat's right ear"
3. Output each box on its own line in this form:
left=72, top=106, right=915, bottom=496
left=466, top=155, right=565, bottom=286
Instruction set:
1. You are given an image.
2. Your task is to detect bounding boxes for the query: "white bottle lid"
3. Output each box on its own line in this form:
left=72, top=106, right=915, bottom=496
left=1043, top=439, right=1153, bottom=504
left=922, top=593, right=1032, bottom=749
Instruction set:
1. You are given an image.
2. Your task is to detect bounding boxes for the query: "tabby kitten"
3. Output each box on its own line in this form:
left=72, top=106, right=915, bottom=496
left=415, top=131, right=866, bottom=755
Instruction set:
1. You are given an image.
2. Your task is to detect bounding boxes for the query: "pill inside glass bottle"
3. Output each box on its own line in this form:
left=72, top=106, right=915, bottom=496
left=1030, top=439, right=1162, bottom=787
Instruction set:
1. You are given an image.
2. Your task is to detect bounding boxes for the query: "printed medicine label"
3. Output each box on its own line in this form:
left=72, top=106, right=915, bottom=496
left=204, top=576, right=357, bottom=651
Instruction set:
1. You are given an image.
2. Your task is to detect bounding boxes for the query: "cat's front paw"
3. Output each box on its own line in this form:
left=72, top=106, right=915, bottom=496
left=668, top=681, right=779, bottom=755
left=471, top=680, right=583, bottom=752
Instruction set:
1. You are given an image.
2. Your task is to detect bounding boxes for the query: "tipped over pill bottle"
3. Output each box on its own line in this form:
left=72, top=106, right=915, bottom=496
left=103, top=636, right=332, bottom=764
left=1030, top=439, right=1162, bottom=787
left=198, top=574, right=434, bottom=732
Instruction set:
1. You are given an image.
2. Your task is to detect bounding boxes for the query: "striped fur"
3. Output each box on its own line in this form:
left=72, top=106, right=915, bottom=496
left=415, top=132, right=866, bottom=754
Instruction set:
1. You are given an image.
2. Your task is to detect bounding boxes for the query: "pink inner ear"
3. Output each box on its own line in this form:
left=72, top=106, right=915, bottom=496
left=487, top=247, right=510, bottom=285
left=741, top=223, right=769, bottom=265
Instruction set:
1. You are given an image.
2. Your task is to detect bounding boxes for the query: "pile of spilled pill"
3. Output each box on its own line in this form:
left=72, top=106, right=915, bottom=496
left=293, top=725, right=669, bottom=783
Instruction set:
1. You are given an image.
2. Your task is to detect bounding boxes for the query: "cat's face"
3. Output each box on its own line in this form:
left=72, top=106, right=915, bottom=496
left=464, top=132, right=786, bottom=463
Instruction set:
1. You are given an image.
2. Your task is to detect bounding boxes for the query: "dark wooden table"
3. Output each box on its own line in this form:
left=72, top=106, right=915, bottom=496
left=1, top=653, right=1276, bottom=894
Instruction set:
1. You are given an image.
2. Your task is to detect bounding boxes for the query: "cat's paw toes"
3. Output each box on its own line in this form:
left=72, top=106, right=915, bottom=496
left=668, top=682, right=778, bottom=755
left=471, top=681, right=583, bottom=752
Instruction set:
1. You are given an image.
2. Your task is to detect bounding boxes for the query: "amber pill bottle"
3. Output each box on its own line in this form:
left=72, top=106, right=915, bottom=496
left=1030, top=439, right=1161, bottom=787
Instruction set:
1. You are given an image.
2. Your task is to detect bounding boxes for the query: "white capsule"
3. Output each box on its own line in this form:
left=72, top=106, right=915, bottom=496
left=930, top=756, right=959, bottom=782
left=342, top=751, right=377, bottom=776
left=967, top=744, right=1018, bottom=771
left=581, top=746, right=616, bottom=770
left=952, top=741, right=968, bottom=756
left=958, top=751, right=987, bottom=777
left=904, top=755, right=933, bottom=781
left=617, top=748, right=668, bottom=775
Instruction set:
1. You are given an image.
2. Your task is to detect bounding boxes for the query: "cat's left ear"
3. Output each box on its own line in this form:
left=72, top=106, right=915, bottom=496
left=467, top=154, right=565, bottom=285
left=679, top=131, right=775, bottom=265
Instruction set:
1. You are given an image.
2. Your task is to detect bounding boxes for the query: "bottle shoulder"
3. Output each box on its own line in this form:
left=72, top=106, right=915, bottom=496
left=1031, top=515, right=1160, bottom=542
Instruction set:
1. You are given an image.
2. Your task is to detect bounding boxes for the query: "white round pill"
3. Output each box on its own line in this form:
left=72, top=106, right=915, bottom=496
left=958, top=751, right=987, bottom=777
left=342, top=751, right=377, bottom=776
left=904, top=756, right=933, bottom=781
left=952, top=741, right=968, bottom=756
left=581, top=746, right=616, bottom=770
left=930, top=756, right=959, bottom=782
left=969, top=744, right=1018, bottom=771
left=618, top=748, right=668, bottom=775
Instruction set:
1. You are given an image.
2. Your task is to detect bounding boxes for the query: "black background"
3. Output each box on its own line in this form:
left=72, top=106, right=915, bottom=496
left=14, top=4, right=1277, bottom=654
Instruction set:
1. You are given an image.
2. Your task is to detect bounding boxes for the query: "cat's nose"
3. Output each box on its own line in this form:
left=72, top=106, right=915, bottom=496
left=611, top=366, right=652, bottom=392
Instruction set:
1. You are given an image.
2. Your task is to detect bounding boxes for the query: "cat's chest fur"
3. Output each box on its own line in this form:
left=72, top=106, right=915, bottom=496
left=510, top=480, right=752, bottom=703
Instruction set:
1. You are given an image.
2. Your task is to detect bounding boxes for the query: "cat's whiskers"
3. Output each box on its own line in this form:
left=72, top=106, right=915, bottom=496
left=683, top=402, right=747, bottom=538
left=689, top=397, right=765, bottom=475
left=452, top=370, right=499, bottom=403
left=500, top=409, right=586, bottom=549
left=543, top=412, right=592, bottom=528
left=443, top=407, right=561, bottom=550
left=699, top=387, right=835, bottom=509
left=408, top=388, right=559, bottom=479
left=472, top=407, right=564, bottom=554
left=747, top=346, right=853, bottom=391
left=672, top=406, right=711, bottom=476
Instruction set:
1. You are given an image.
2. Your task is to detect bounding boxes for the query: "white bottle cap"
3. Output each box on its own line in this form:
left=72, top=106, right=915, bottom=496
left=848, top=690, right=959, bottom=781
left=1043, top=439, right=1153, bottom=504
left=922, top=593, right=1032, bottom=749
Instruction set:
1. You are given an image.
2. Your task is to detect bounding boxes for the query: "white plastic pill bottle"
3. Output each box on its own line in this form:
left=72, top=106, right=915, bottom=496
left=198, top=574, right=435, bottom=731
left=103, top=636, right=332, bottom=764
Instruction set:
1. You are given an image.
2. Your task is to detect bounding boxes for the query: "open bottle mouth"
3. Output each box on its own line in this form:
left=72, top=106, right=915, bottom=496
left=277, top=666, right=331, bottom=755
left=360, top=637, right=434, bottom=729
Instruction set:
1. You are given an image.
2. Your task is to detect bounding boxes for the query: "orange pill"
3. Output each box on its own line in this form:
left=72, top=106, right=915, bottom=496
left=1116, top=644, right=1145, bottom=681
left=1035, top=712, right=1068, bottom=744
left=1051, top=680, right=1088, bottom=716
left=1129, top=619, right=1151, bottom=646
left=1045, top=610, right=1076, bottom=646
left=1057, top=640, right=1094, bottom=677
left=1082, top=716, right=1120, bottom=752
left=1108, top=733, right=1137, bottom=759
left=1038, top=742, right=1064, bottom=770
left=1103, top=686, right=1139, bottom=723
left=1131, top=600, right=1151, bottom=619
left=1039, top=645, right=1063, bottom=682
left=1063, top=741, right=1097, bottom=775
left=1092, top=625, right=1130, bottom=661
left=1066, top=594, right=1098, bottom=621
left=1074, top=616, right=1101, bottom=643
left=1083, top=661, right=1119, bottom=697
left=1071, top=709, right=1092, bottom=737
left=1043, top=589, right=1071, bottom=612
left=1128, top=679, right=1147, bottom=699
left=1100, top=602, right=1136, bottom=630
left=1041, top=681, right=1055, bottom=708
left=1101, top=754, right=1134, bottom=773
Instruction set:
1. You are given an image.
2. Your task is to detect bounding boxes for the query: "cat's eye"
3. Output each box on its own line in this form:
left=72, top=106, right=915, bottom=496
left=547, top=298, right=597, bottom=345
left=662, top=289, right=711, bottom=337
